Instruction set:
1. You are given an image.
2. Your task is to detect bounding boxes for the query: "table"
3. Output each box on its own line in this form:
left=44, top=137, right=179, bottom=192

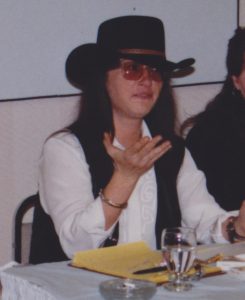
left=1, top=242, right=245, bottom=300
left=1, top=261, right=245, bottom=300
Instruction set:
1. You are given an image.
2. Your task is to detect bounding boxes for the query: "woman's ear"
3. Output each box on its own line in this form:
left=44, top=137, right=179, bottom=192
left=232, top=75, right=241, bottom=91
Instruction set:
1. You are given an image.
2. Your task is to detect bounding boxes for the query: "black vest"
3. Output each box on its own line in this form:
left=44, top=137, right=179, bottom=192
left=30, top=131, right=184, bottom=263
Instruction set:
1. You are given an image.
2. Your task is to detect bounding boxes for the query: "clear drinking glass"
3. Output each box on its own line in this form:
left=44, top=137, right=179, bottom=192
left=161, top=227, right=197, bottom=292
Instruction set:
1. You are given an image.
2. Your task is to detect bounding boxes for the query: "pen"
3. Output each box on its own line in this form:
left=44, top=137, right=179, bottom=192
left=133, top=265, right=167, bottom=275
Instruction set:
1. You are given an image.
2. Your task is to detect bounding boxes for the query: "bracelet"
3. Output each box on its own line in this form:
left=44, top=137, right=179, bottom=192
left=99, top=189, right=128, bottom=209
left=226, top=216, right=245, bottom=243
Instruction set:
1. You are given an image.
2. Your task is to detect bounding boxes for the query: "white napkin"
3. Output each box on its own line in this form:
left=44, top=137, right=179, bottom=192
left=216, top=254, right=245, bottom=271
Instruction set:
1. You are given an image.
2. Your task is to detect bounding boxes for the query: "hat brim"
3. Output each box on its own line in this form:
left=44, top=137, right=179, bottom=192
left=65, top=44, right=195, bottom=88
left=119, top=53, right=195, bottom=72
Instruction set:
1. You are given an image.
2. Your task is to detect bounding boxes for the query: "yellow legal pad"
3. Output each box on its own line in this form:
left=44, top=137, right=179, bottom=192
left=71, top=241, right=222, bottom=284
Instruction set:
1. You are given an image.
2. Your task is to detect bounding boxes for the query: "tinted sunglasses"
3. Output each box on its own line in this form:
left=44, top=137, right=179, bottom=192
left=119, top=59, right=163, bottom=82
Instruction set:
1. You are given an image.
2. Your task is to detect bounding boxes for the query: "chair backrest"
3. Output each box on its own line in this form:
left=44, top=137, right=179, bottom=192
left=14, top=193, right=68, bottom=264
left=29, top=194, right=68, bottom=264
left=14, top=194, right=37, bottom=263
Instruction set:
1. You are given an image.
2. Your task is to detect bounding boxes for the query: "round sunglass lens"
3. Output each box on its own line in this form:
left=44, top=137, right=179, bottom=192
left=123, top=62, right=142, bottom=80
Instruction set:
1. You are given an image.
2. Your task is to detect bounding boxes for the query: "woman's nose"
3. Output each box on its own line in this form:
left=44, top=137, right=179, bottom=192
left=139, top=66, right=152, bottom=84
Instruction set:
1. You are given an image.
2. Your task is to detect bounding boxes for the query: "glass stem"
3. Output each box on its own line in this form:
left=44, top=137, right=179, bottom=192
left=175, top=273, right=182, bottom=285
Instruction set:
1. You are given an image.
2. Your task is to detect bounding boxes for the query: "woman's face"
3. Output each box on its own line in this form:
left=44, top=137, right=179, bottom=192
left=106, top=59, right=163, bottom=122
left=232, top=54, right=245, bottom=98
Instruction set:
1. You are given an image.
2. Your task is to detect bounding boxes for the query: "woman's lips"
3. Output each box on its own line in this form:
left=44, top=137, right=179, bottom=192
left=133, top=92, right=153, bottom=99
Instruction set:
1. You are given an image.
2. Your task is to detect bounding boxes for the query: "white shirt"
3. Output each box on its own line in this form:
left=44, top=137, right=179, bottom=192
left=39, top=125, right=237, bottom=258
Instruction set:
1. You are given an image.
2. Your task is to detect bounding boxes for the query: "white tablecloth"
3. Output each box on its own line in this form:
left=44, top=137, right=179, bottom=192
left=2, top=242, right=245, bottom=300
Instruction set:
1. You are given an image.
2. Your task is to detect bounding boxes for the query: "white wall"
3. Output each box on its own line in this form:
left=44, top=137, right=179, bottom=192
left=0, top=0, right=244, bottom=265
left=0, top=0, right=237, bottom=99
left=0, top=96, right=80, bottom=265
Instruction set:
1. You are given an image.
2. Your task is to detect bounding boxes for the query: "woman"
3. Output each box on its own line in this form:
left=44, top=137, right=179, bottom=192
left=184, top=28, right=245, bottom=211
left=32, top=17, right=245, bottom=264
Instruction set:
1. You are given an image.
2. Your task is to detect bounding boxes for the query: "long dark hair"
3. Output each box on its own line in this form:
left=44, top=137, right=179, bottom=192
left=69, top=64, right=177, bottom=144
left=181, top=27, right=245, bottom=135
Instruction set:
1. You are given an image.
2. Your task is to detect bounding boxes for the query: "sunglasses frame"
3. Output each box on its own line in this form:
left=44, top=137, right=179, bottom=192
left=119, top=59, right=163, bottom=82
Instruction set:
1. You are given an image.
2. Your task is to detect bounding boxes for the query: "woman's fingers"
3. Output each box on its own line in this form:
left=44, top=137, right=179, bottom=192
left=127, top=135, right=162, bottom=155
left=126, top=135, right=171, bottom=165
left=141, top=140, right=172, bottom=166
left=139, top=137, right=171, bottom=159
left=103, top=132, right=172, bottom=172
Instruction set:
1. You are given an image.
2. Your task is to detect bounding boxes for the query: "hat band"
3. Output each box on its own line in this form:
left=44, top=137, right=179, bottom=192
left=118, top=48, right=164, bottom=57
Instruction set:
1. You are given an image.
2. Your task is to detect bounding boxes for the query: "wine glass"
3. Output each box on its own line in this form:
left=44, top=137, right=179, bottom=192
left=161, top=227, right=197, bottom=292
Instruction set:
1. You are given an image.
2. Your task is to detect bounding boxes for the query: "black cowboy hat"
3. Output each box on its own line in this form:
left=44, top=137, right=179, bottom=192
left=66, top=15, right=195, bottom=88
